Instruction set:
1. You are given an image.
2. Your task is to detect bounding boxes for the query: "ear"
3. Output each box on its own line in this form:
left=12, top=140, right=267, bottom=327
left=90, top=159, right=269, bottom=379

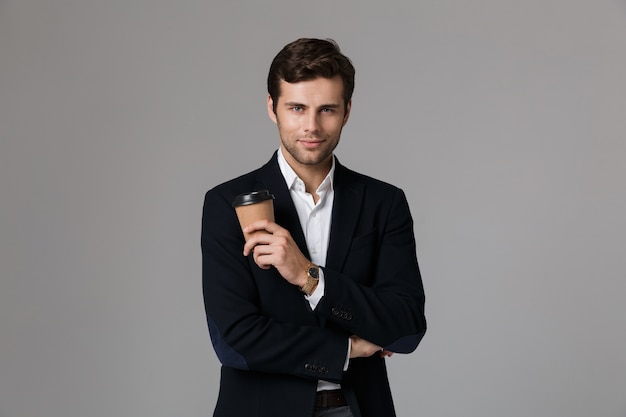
left=267, top=94, right=277, bottom=124
left=342, top=99, right=352, bottom=126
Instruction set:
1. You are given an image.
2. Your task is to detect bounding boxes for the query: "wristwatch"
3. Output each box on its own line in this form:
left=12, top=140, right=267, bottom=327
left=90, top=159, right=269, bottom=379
left=300, top=263, right=320, bottom=296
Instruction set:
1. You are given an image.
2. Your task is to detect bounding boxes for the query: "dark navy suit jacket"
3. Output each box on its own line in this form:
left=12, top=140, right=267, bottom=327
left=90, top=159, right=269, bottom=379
left=202, top=153, right=426, bottom=417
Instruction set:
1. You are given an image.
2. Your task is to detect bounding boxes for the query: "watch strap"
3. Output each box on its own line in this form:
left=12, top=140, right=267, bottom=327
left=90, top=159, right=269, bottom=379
left=300, top=263, right=320, bottom=295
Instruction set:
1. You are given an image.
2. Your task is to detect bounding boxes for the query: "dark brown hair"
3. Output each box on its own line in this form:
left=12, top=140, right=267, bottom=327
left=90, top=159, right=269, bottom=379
left=267, top=38, right=355, bottom=113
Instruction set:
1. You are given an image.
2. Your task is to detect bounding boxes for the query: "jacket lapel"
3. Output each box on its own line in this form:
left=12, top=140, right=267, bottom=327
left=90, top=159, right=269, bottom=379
left=255, top=153, right=364, bottom=271
left=255, top=152, right=310, bottom=259
left=325, top=159, right=364, bottom=272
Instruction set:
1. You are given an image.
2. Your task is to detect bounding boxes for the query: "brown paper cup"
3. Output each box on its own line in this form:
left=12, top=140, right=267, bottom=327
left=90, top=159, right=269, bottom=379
left=232, top=190, right=275, bottom=241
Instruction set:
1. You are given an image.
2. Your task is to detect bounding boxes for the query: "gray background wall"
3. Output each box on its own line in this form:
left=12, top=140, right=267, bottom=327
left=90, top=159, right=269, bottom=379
left=1, top=1, right=625, bottom=416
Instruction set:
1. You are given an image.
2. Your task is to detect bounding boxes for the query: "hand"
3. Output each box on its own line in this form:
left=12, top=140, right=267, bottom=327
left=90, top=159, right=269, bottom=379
left=242, top=219, right=310, bottom=287
left=349, top=336, right=383, bottom=359
left=379, top=349, right=394, bottom=358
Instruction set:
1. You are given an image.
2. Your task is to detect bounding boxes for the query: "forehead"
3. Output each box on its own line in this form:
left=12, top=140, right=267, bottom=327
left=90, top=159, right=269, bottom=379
left=277, top=76, right=345, bottom=104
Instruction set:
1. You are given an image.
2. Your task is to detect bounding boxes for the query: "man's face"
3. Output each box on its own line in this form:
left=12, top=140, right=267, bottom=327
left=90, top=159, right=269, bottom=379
left=267, top=76, right=351, bottom=171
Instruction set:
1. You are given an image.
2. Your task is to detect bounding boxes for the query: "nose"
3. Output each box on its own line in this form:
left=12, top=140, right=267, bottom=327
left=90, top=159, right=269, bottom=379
left=303, top=112, right=320, bottom=133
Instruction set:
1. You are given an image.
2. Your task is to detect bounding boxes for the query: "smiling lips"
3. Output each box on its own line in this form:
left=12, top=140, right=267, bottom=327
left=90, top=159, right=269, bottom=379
left=299, top=138, right=323, bottom=149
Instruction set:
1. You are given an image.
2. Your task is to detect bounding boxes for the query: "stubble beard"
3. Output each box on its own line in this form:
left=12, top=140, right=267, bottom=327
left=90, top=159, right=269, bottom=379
left=280, top=132, right=341, bottom=166
left=280, top=136, right=338, bottom=167
left=277, top=120, right=343, bottom=168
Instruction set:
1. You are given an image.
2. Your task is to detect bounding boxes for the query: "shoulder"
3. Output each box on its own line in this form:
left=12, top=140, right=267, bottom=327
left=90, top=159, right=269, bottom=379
left=204, top=155, right=277, bottom=205
left=206, top=168, right=261, bottom=198
left=334, top=161, right=413, bottom=222
left=336, top=161, right=405, bottom=197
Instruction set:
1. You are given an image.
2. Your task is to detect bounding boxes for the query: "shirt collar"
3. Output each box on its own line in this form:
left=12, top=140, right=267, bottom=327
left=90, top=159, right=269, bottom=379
left=277, top=148, right=335, bottom=194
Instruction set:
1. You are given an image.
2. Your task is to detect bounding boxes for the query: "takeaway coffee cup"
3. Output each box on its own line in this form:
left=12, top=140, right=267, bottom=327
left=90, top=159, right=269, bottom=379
left=232, top=190, right=275, bottom=241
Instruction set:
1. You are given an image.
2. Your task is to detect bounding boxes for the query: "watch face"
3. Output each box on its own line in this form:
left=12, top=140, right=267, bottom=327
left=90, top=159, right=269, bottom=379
left=308, top=266, right=319, bottom=279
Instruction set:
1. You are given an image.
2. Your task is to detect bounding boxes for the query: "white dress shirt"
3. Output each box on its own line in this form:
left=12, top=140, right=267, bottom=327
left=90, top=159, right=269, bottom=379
left=277, top=148, right=349, bottom=392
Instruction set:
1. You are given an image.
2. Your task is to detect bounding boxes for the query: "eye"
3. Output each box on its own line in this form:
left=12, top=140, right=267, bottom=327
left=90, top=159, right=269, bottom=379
left=291, top=106, right=303, bottom=112
left=320, top=107, right=334, bottom=113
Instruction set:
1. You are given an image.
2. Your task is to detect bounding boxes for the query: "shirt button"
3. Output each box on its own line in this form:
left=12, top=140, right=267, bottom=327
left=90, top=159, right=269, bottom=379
left=311, top=248, right=318, bottom=254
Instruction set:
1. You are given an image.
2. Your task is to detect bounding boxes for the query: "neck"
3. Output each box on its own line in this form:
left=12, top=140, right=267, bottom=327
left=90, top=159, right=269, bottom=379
left=281, top=152, right=332, bottom=198
left=293, top=164, right=330, bottom=197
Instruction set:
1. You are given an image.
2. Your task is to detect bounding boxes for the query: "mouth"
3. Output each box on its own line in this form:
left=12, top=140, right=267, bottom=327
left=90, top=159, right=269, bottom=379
left=299, top=139, right=324, bottom=149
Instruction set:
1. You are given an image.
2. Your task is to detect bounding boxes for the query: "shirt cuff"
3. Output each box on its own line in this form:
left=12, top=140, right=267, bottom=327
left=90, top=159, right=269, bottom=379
left=344, top=336, right=351, bottom=371
left=304, top=267, right=325, bottom=310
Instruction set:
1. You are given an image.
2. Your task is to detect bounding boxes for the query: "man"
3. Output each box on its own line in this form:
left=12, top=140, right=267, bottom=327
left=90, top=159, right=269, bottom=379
left=202, top=38, right=426, bottom=417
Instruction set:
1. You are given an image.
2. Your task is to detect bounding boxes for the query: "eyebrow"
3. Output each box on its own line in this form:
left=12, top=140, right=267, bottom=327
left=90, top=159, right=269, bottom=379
left=283, top=102, right=341, bottom=109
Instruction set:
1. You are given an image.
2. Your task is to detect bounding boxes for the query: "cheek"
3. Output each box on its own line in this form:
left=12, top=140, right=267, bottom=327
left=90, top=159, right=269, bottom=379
left=279, top=120, right=300, bottom=135
left=277, top=113, right=299, bottom=128
left=323, top=120, right=345, bottom=135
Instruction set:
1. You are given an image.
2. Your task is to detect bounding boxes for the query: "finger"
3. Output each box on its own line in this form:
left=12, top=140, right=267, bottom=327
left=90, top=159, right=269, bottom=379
left=380, top=349, right=394, bottom=358
left=244, top=220, right=287, bottom=236
left=243, top=233, right=273, bottom=256
left=253, top=251, right=273, bottom=270
left=243, top=219, right=272, bottom=234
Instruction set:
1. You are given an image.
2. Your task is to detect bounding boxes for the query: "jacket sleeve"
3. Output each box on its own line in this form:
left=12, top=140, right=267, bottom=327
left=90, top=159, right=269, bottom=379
left=315, top=188, right=427, bottom=353
left=201, top=188, right=348, bottom=383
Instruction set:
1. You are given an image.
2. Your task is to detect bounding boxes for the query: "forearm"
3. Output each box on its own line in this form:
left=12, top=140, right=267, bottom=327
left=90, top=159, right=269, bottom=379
left=203, top=257, right=350, bottom=380
left=202, top=191, right=349, bottom=381
left=314, top=190, right=427, bottom=353
left=317, top=267, right=425, bottom=353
